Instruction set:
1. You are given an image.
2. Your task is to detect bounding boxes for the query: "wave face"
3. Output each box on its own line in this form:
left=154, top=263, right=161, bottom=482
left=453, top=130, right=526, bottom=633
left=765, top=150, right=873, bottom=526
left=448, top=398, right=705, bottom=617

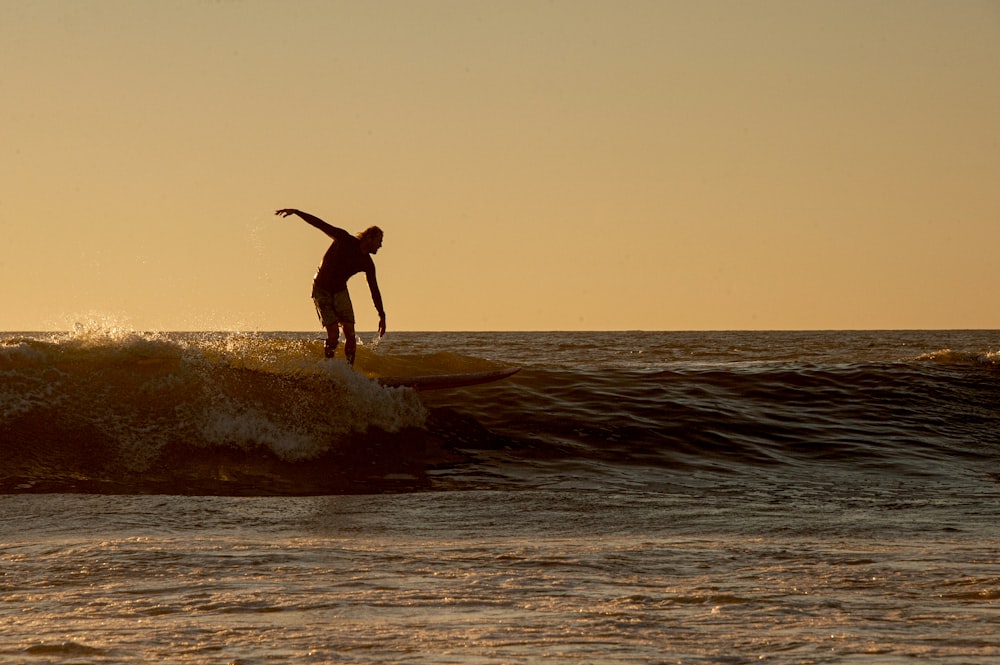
left=1, top=329, right=430, bottom=494
left=2, top=329, right=998, bottom=495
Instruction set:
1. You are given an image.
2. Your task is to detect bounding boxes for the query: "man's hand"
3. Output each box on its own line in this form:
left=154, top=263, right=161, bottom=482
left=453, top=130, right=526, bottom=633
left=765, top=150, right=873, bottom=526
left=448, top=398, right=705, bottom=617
left=274, top=208, right=298, bottom=218
left=378, top=313, right=387, bottom=338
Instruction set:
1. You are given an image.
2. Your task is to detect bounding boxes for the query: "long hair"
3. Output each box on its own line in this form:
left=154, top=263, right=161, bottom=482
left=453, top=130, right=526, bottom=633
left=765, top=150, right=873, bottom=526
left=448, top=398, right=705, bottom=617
left=357, top=226, right=384, bottom=241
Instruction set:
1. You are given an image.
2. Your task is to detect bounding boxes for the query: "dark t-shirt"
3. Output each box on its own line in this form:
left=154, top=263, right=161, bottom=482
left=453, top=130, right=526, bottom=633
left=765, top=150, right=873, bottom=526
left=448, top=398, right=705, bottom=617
left=314, top=228, right=384, bottom=315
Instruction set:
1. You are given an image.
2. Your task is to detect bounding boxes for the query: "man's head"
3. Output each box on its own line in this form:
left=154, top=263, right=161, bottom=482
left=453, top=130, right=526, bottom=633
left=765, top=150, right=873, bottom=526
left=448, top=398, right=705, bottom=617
left=358, top=226, right=384, bottom=254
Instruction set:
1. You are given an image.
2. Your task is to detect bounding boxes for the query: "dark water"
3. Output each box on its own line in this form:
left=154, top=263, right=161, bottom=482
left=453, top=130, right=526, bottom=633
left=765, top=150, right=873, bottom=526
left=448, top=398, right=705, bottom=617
left=1, top=329, right=997, bottom=495
left=2, top=329, right=999, bottom=663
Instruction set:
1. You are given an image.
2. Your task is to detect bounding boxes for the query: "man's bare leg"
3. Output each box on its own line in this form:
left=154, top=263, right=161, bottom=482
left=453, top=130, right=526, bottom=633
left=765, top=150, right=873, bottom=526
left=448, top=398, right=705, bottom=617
left=342, top=322, right=357, bottom=366
left=324, top=325, right=339, bottom=359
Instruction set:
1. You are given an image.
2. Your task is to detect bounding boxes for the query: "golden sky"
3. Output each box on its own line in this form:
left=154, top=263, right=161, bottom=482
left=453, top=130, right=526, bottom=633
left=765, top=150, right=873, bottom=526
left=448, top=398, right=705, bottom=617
left=3, top=0, right=998, bottom=331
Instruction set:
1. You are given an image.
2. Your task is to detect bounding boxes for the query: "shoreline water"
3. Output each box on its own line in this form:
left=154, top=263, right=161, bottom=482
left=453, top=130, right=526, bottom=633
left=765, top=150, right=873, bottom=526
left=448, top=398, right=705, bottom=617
left=3, top=487, right=998, bottom=664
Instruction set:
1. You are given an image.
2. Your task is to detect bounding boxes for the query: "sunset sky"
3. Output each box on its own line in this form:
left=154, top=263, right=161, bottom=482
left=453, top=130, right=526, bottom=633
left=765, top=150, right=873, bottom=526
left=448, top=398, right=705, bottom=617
left=3, top=0, right=998, bottom=332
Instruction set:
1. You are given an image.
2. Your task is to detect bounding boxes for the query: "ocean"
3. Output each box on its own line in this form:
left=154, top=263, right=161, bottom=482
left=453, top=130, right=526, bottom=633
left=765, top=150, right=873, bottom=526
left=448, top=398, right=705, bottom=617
left=1, top=328, right=998, bottom=663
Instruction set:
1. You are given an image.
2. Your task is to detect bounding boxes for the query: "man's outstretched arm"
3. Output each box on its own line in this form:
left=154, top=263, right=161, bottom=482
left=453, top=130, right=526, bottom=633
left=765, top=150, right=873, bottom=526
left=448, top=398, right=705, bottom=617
left=275, top=208, right=347, bottom=240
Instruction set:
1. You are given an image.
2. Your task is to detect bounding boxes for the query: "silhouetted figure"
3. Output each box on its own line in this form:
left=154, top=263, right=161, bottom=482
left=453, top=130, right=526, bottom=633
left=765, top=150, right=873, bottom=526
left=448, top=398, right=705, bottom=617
left=275, top=208, right=386, bottom=365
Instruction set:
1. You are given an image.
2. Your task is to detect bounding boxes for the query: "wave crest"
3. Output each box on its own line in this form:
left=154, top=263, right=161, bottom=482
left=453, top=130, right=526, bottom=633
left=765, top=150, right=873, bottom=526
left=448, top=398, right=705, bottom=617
left=1, top=330, right=428, bottom=472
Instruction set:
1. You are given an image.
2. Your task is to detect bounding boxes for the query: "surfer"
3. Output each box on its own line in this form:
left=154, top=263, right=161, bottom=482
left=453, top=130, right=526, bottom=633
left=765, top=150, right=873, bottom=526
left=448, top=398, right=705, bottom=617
left=275, top=208, right=386, bottom=365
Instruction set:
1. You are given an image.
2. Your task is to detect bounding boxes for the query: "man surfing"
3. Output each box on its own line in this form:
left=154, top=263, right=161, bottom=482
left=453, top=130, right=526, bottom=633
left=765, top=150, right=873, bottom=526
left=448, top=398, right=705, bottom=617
left=275, top=208, right=386, bottom=365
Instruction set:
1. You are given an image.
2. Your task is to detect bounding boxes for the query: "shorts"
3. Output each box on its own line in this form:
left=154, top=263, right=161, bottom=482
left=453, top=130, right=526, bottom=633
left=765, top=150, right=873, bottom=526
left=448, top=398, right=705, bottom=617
left=312, top=285, right=355, bottom=328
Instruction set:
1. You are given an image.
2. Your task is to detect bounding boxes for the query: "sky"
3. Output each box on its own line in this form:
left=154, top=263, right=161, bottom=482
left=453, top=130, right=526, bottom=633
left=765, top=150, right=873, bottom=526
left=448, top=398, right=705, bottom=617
left=2, top=0, right=998, bottom=332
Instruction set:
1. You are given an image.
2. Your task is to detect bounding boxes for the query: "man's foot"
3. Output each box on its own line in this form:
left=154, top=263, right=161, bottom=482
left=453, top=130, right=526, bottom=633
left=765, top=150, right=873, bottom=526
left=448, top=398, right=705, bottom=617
left=324, top=341, right=337, bottom=359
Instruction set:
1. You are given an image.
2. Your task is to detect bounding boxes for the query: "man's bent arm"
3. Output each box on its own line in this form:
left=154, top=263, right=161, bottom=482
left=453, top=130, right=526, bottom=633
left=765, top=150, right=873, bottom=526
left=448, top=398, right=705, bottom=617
left=367, top=270, right=387, bottom=336
left=367, top=270, right=385, bottom=319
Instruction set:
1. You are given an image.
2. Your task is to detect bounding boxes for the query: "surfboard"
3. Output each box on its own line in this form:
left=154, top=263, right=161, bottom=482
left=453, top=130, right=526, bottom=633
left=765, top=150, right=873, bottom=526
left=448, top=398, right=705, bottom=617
left=376, top=367, right=520, bottom=391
